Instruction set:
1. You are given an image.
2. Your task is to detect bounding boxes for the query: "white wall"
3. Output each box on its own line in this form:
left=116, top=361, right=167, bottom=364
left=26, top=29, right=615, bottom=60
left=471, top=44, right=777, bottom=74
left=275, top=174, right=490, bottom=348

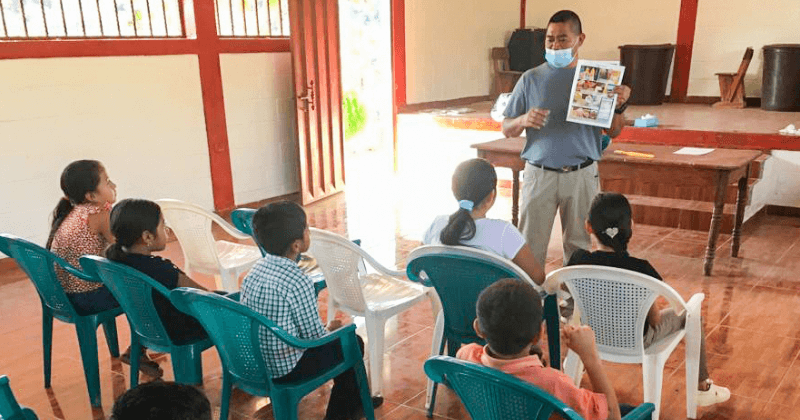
left=0, top=55, right=214, bottom=247
left=220, top=53, right=299, bottom=205
left=690, top=0, right=800, bottom=97
left=525, top=1, right=681, bottom=63
left=404, top=0, right=519, bottom=104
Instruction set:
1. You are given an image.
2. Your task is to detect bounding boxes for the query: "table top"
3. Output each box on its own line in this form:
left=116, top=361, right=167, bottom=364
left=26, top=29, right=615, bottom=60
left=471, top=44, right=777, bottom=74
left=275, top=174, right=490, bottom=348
left=472, top=137, right=762, bottom=171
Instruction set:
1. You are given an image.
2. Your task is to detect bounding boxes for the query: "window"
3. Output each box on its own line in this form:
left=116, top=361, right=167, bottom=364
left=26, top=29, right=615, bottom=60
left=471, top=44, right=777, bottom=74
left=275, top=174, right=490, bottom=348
left=0, top=0, right=189, bottom=38
left=215, top=0, right=288, bottom=37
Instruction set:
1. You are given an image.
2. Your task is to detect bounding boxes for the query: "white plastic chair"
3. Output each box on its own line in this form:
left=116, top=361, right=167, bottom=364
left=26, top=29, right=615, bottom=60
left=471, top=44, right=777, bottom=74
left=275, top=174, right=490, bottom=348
left=156, top=199, right=261, bottom=292
left=406, top=245, right=550, bottom=415
left=543, top=265, right=704, bottom=420
left=308, top=228, right=439, bottom=397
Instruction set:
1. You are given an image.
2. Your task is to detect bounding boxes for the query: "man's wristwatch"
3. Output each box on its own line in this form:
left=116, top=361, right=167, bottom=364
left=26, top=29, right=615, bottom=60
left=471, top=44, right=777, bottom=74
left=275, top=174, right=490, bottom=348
left=614, top=101, right=629, bottom=114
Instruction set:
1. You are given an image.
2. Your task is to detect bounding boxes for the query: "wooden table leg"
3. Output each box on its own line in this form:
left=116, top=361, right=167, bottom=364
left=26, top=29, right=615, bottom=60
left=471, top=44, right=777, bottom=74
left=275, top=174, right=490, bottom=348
left=704, top=171, right=730, bottom=275
left=512, top=169, right=520, bottom=226
left=731, top=165, right=750, bottom=257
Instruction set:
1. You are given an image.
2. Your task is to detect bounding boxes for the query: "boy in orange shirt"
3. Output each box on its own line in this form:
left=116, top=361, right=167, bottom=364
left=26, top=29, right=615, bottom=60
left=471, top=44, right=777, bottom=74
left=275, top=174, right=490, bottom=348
left=457, top=279, right=622, bottom=420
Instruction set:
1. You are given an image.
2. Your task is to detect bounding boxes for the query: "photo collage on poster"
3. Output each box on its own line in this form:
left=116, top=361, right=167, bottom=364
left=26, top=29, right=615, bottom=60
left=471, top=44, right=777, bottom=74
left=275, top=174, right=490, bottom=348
left=566, top=60, right=625, bottom=128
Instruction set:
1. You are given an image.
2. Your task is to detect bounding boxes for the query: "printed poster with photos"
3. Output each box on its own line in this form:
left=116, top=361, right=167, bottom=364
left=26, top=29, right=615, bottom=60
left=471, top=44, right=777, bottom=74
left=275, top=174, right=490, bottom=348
left=566, top=60, right=625, bottom=129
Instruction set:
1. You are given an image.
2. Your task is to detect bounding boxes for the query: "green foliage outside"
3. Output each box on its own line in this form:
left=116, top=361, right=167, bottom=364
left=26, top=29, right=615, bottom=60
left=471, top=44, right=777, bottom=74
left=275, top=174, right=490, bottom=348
left=343, top=91, right=368, bottom=139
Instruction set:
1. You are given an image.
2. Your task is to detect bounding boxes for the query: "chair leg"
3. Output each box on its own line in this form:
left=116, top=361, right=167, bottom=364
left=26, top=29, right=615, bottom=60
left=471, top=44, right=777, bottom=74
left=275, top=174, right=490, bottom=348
left=354, top=354, right=376, bottom=420
left=365, top=316, right=387, bottom=397
left=563, top=349, right=584, bottom=387
left=218, top=372, right=232, bottom=420
left=75, top=320, right=102, bottom=407
left=643, top=354, right=667, bottom=420
left=41, top=307, right=53, bottom=389
left=101, top=318, right=120, bottom=358
left=171, top=346, right=204, bottom=385
left=685, top=317, right=703, bottom=419
left=270, top=390, right=298, bottom=420
left=427, top=330, right=447, bottom=418
left=425, top=311, right=444, bottom=411
left=129, top=335, right=142, bottom=389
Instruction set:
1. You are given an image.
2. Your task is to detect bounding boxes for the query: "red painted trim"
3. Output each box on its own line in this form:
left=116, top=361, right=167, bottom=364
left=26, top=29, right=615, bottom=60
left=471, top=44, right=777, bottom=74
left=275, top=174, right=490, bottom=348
left=195, top=0, right=235, bottom=211
left=670, top=0, right=699, bottom=102
left=0, top=37, right=290, bottom=60
left=218, top=38, right=291, bottom=54
left=392, top=0, right=406, bottom=107
left=0, top=39, right=197, bottom=59
left=520, top=0, right=526, bottom=29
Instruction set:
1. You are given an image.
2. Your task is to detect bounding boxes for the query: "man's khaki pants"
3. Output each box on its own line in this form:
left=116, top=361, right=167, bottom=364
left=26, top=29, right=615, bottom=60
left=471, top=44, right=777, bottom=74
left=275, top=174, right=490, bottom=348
left=518, top=162, right=600, bottom=267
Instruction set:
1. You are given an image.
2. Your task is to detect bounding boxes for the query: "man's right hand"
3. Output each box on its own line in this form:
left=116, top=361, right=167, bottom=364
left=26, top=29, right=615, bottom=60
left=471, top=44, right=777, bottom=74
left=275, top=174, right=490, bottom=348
left=562, top=324, right=600, bottom=361
left=520, top=108, right=550, bottom=130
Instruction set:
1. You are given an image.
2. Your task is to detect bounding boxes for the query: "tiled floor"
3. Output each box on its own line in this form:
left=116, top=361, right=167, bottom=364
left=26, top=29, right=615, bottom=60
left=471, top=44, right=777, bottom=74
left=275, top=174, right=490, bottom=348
left=3, top=117, right=800, bottom=419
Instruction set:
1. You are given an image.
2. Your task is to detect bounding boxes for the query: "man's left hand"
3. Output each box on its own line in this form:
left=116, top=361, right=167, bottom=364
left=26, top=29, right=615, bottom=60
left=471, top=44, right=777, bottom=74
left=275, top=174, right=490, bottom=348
left=613, top=85, right=631, bottom=109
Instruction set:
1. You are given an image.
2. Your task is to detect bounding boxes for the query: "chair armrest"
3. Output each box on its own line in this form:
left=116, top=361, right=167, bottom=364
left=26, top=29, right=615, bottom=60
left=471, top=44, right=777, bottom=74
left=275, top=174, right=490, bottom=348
left=621, top=402, right=655, bottom=419
left=208, top=213, right=255, bottom=241
left=282, top=324, right=359, bottom=349
left=57, top=258, right=101, bottom=282
left=542, top=274, right=562, bottom=295
left=224, top=292, right=240, bottom=301
left=684, top=293, right=704, bottom=316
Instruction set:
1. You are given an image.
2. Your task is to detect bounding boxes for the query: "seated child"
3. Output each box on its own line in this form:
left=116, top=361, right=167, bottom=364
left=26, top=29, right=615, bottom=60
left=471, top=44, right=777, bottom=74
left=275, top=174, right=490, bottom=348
left=47, top=161, right=161, bottom=377
left=567, top=192, right=730, bottom=406
left=458, top=279, right=621, bottom=420
left=423, top=158, right=545, bottom=285
left=106, top=199, right=210, bottom=345
left=48, top=160, right=118, bottom=314
left=240, top=201, right=381, bottom=420
left=111, top=381, right=211, bottom=420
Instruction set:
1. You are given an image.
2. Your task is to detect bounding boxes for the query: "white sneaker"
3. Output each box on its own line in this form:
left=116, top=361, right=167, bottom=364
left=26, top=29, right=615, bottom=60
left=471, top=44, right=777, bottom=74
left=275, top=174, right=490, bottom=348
left=696, top=380, right=731, bottom=406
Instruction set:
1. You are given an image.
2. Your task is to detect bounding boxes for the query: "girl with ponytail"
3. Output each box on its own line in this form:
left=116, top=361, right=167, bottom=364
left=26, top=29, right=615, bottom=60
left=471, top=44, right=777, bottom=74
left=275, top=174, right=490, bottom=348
left=567, top=192, right=731, bottom=406
left=422, top=158, right=545, bottom=285
left=48, top=160, right=119, bottom=313
left=108, top=199, right=210, bottom=345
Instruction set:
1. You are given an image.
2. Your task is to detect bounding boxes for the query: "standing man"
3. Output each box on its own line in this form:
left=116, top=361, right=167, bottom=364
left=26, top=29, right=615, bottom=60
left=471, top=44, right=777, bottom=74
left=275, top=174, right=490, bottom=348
left=502, top=10, right=630, bottom=267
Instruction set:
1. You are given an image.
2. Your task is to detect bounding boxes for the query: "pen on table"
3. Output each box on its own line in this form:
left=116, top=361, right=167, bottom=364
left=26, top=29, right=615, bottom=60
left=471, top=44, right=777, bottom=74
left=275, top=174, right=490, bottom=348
left=614, top=150, right=655, bottom=159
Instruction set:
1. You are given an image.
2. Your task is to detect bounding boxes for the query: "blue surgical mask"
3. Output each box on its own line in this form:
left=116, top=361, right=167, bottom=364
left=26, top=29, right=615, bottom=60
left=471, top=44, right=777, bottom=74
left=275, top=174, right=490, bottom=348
left=545, top=40, right=577, bottom=68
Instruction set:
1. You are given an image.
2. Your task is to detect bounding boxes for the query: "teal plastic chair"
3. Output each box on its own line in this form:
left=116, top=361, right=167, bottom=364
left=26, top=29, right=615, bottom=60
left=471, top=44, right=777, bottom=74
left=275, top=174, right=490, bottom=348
left=169, top=287, right=374, bottom=420
left=0, top=376, right=39, bottom=420
left=424, top=356, right=655, bottom=420
left=406, top=245, right=561, bottom=417
left=229, top=208, right=264, bottom=256
left=79, top=256, right=213, bottom=388
left=0, top=234, right=121, bottom=408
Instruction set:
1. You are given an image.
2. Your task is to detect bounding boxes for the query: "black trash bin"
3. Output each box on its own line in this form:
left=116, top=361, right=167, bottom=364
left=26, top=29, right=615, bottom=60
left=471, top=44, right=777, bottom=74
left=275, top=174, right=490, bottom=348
left=762, top=44, right=800, bottom=111
left=619, top=44, right=676, bottom=105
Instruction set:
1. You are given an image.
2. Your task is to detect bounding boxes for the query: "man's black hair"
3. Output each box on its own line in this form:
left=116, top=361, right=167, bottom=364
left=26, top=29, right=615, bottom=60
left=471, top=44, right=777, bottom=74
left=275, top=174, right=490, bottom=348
left=476, top=279, right=543, bottom=356
left=111, top=381, right=211, bottom=420
left=548, top=10, right=582, bottom=35
left=252, top=200, right=307, bottom=256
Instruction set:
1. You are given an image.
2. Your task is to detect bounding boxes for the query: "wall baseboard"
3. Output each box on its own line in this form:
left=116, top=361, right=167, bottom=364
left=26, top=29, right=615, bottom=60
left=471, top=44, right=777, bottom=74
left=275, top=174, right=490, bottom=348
left=399, top=95, right=491, bottom=113
left=665, top=95, right=761, bottom=107
left=765, top=205, right=800, bottom=218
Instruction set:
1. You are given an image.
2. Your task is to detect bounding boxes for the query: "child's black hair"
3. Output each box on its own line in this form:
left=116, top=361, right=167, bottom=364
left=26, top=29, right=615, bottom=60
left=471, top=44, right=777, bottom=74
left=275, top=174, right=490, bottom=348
left=252, top=201, right=307, bottom=257
left=439, top=158, right=497, bottom=246
left=588, top=192, right=633, bottom=254
left=47, top=160, right=104, bottom=249
left=107, top=199, right=162, bottom=261
left=111, top=381, right=211, bottom=420
left=476, top=279, right=542, bottom=356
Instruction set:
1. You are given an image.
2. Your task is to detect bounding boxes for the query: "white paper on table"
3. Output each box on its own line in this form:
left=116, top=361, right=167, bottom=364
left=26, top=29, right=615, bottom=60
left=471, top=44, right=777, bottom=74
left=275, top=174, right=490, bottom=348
left=673, top=147, right=715, bottom=156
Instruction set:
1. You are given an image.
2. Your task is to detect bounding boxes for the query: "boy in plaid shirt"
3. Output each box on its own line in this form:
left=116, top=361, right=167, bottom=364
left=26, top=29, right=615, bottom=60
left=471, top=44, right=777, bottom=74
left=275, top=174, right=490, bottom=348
left=241, top=201, right=381, bottom=419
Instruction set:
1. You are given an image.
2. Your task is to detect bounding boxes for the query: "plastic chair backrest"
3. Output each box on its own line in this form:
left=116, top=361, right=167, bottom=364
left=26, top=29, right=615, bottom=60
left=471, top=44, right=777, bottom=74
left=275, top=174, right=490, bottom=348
left=308, top=228, right=370, bottom=312
left=230, top=208, right=266, bottom=256
left=79, top=256, right=174, bottom=348
left=0, top=375, right=38, bottom=420
left=169, top=288, right=286, bottom=392
left=424, top=356, right=583, bottom=420
left=230, top=208, right=257, bottom=236
left=545, top=265, right=688, bottom=358
left=0, top=234, right=83, bottom=318
left=156, top=199, right=224, bottom=273
left=406, top=245, right=541, bottom=349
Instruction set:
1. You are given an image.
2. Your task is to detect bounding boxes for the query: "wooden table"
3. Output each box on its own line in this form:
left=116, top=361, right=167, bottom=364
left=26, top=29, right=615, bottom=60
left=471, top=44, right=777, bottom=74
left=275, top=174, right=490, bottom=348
left=472, top=137, right=762, bottom=275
